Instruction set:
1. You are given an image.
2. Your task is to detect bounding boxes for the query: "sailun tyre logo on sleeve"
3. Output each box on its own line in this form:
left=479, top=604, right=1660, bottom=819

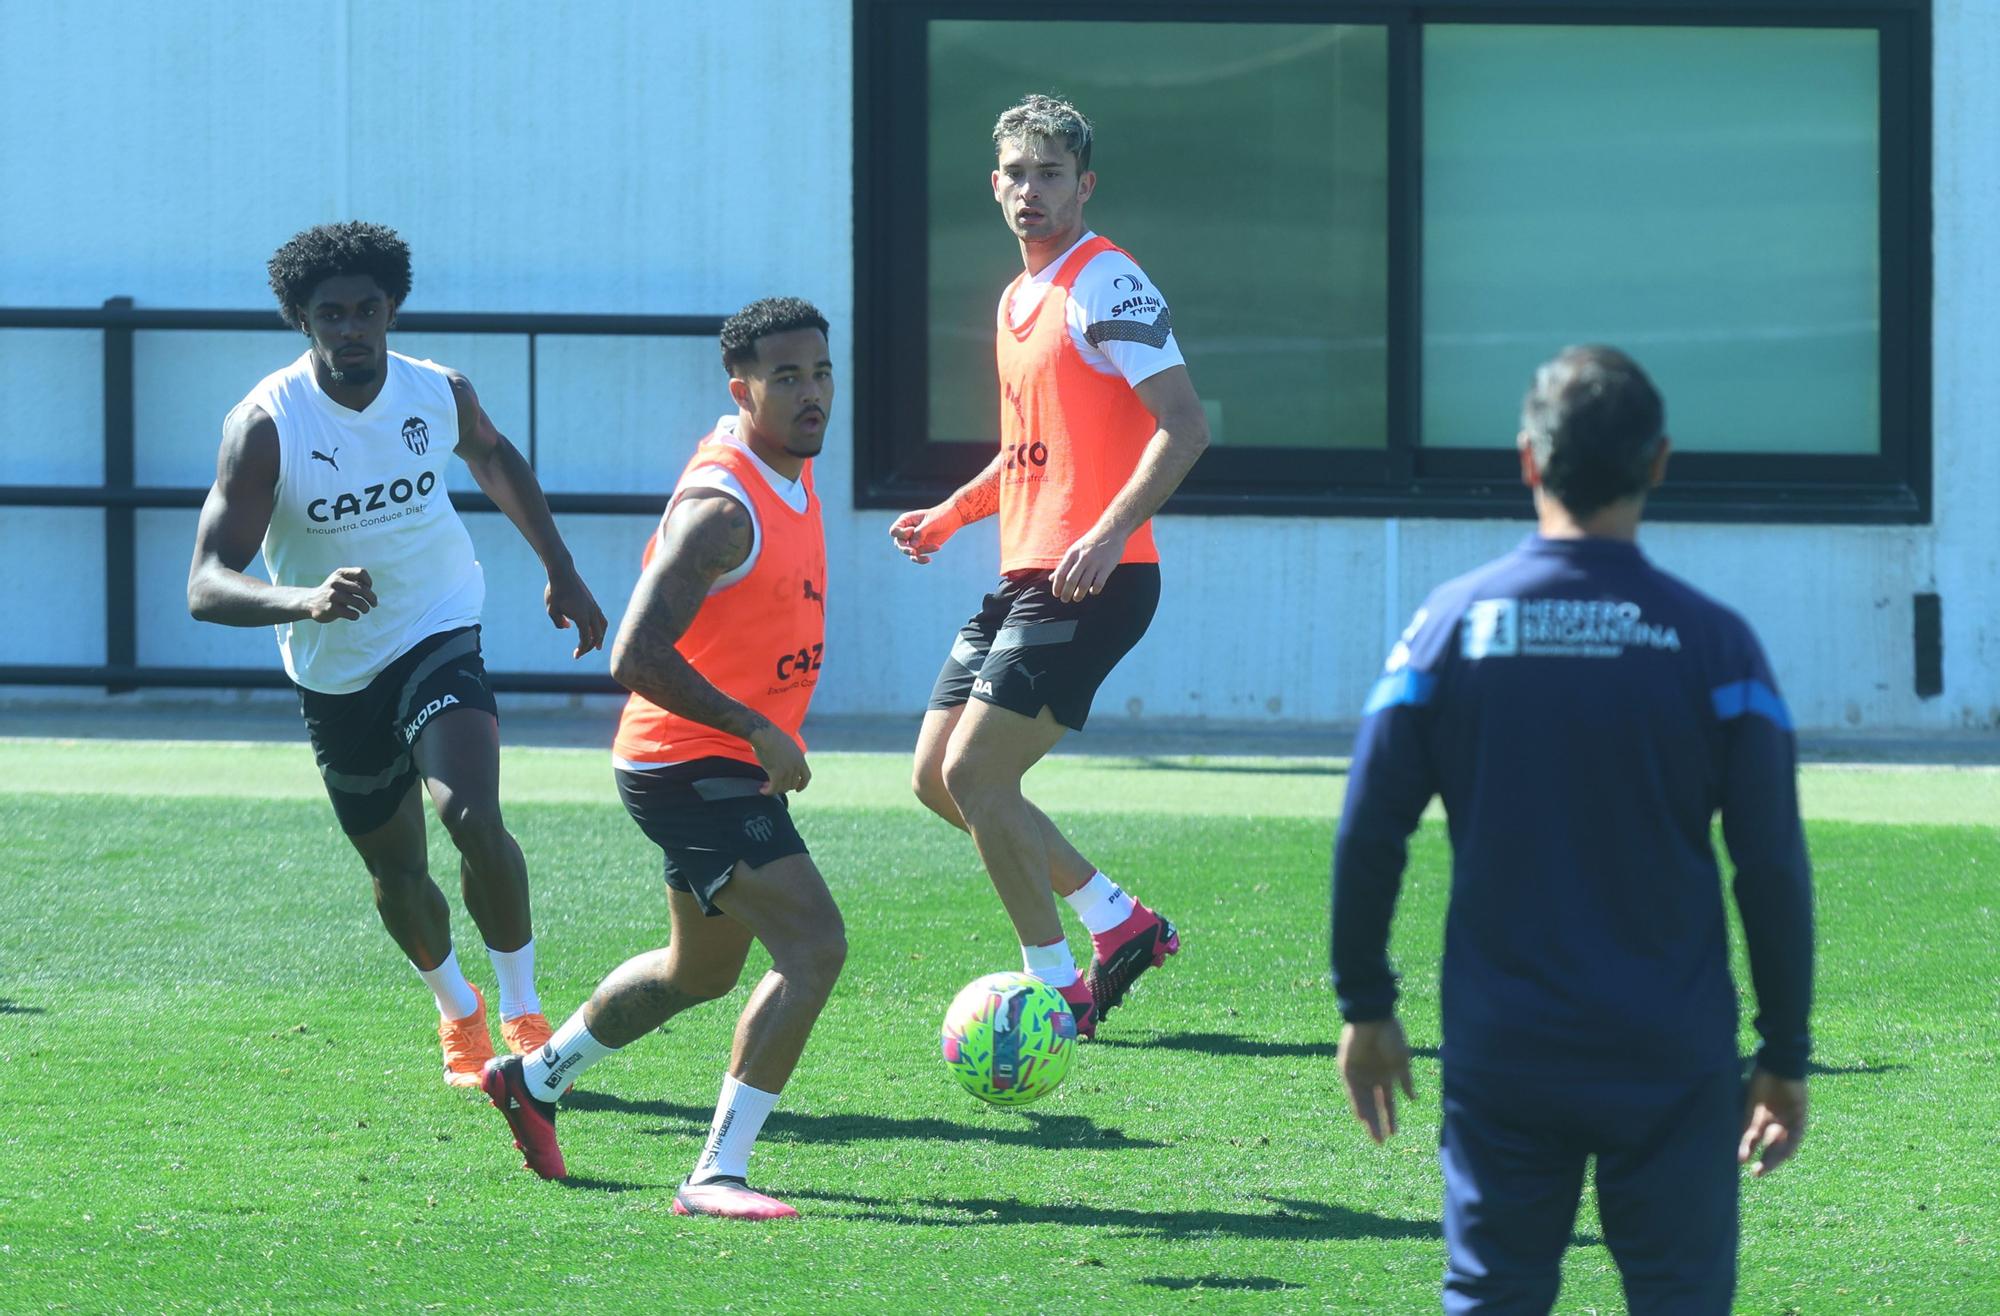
left=402, top=416, right=430, bottom=454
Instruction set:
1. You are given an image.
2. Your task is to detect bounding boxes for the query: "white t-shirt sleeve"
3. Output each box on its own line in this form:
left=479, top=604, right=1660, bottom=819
left=1064, top=250, right=1185, bottom=387
left=666, top=466, right=759, bottom=592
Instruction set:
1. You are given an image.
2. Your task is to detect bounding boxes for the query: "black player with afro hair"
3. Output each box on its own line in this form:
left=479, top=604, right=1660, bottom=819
left=266, top=221, right=413, bottom=330
left=190, top=219, right=609, bottom=1095
left=264, top=221, right=413, bottom=393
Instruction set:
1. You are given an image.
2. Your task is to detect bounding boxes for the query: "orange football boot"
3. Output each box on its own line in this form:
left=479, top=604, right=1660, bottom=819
left=500, top=1011, right=554, bottom=1057
left=438, top=985, right=495, bottom=1088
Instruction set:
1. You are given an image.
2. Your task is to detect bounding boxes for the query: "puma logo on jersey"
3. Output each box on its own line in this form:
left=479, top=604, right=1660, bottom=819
left=803, top=579, right=823, bottom=611
left=311, top=447, right=340, bottom=470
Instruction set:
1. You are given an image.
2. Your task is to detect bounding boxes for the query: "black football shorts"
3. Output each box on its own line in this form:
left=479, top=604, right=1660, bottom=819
left=296, top=625, right=497, bottom=835
left=927, top=563, right=1160, bottom=731
left=614, top=757, right=810, bottom=916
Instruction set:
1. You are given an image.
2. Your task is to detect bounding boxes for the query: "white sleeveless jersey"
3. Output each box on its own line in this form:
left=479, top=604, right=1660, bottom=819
left=249, top=350, right=485, bottom=694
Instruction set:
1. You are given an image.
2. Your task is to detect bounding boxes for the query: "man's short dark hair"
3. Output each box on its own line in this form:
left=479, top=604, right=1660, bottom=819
left=1521, top=346, right=1667, bottom=518
left=267, top=222, right=412, bottom=330
left=993, top=94, right=1093, bottom=174
left=720, top=297, right=830, bottom=376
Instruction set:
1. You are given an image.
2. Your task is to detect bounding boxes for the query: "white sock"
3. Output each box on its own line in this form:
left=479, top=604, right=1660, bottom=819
left=1021, top=937, right=1079, bottom=989
left=520, top=1010, right=616, bottom=1101
left=1063, top=871, right=1134, bottom=936
left=690, top=1075, right=782, bottom=1184
left=415, top=947, right=480, bottom=1020
left=486, top=940, right=541, bottom=1020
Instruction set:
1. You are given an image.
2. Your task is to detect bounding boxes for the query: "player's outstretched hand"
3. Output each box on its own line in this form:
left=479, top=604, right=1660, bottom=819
left=305, top=567, right=376, bottom=623
left=889, top=506, right=961, bottom=565
left=748, top=722, right=810, bottom=796
left=545, top=565, right=608, bottom=658
left=1339, top=1017, right=1415, bottom=1145
left=1739, top=1068, right=1808, bottom=1177
left=1051, top=534, right=1122, bottom=603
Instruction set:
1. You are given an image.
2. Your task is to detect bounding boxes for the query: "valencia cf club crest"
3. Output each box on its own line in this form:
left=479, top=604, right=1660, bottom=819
left=401, top=416, right=430, bottom=455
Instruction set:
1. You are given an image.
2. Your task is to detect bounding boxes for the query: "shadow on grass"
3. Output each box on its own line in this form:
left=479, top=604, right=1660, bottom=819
left=557, top=1175, right=655, bottom=1194
left=0, top=1000, right=45, bottom=1016
left=563, top=1089, right=1165, bottom=1150
left=1092, top=1032, right=1451, bottom=1062
left=1095, top=1031, right=1340, bottom=1059
left=1738, top=1057, right=1903, bottom=1077
left=1127, top=758, right=1345, bottom=779
left=1142, top=1275, right=1306, bottom=1293
left=1099, top=1037, right=1903, bottom=1085
left=785, top=1188, right=1442, bottom=1243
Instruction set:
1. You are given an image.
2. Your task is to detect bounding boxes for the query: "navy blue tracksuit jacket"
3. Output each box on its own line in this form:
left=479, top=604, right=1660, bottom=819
left=1331, top=535, right=1813, bottom=1082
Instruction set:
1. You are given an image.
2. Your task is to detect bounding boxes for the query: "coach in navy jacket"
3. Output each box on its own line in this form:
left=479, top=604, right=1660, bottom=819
left=1330, top=346, right=1813, bottom=1315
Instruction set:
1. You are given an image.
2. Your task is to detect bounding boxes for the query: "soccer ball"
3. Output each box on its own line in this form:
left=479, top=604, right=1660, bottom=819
left=939, top=971, right=1078, bottom=1106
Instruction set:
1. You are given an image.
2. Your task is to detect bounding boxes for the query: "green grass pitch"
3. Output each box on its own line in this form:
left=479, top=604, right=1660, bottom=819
left=1, top=740, right=1994, bottom=1313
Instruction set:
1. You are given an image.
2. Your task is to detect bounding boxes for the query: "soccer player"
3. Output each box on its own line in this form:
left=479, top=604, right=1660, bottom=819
left=889, top=94, right=1209, bottom=1037
left=480, top=298, right=845, bottom=1221
left=1331, top=347, right=1814, bottom=1313
left=187, top=221, right=606, bottom=1086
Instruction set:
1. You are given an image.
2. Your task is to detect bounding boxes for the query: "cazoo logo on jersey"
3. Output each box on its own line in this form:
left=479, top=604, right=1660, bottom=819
left=308, top=469, right=438, bottom=525
left=775, top=642, right=824, bottom=683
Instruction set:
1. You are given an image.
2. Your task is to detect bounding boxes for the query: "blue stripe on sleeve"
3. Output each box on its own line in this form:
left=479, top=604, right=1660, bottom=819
left=1711, top=679, right=1794, bottom=732
left=1362, top=670, right=1437, bottom=717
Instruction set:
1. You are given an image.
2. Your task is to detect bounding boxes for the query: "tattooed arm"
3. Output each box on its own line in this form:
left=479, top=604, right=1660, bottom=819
left=609, top=488, right=810, bottom=794
left=888, top=453, right=1003, bottom=565
left=945, top=454, right=1003, bottom=525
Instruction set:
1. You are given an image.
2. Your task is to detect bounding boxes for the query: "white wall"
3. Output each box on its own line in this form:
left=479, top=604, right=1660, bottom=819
left=0, top=0, right=856, bottom=691
left=2, top=0, right=1993, bottom=733
left=1929, top=0, right=2000, bottom=731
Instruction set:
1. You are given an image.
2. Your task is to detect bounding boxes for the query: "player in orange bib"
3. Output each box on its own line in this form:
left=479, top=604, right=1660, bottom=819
left=891, top=96, right=1210, bottom=1038
left=481, top=299, right=845, bottom=1221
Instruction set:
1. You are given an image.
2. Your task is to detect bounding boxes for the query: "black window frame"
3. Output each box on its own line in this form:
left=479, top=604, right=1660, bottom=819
left=853, top=0, right=1931, bottom=524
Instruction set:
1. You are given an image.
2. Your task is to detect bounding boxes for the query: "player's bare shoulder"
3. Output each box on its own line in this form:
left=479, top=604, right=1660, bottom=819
left=442, top=367, right=485, bottom=436
left=215, top=400, right=280, bottom=488
left=665, top=486, right=755, bottom=578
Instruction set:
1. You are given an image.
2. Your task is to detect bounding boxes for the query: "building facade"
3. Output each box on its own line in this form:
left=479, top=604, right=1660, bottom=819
left=2, top=0, right=1992, bottom=735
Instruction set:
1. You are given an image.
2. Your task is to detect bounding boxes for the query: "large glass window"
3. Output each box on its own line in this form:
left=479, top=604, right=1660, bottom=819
left=855, top=2, right=1927, bottom=522
left=925, top=21, right=1389, bottom=451
left=1423, top=26, right=1881, bottom=455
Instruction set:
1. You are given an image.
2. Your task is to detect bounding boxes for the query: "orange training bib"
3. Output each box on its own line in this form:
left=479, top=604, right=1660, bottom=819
left=612, top=435, right=826, bottom=767
left=995, top=235, right=1162, bottom=574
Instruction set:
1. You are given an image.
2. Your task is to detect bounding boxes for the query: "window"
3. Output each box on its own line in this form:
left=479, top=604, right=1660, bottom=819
left=1423, top=25, right=1881, bottom=458
left=925, top=22, right=1389, bottom=454
left=854, top=1, right=1929, bottom=523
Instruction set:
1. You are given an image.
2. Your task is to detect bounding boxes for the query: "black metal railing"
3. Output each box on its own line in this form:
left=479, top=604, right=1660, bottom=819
left=1, top=299, right=725, bottom=693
